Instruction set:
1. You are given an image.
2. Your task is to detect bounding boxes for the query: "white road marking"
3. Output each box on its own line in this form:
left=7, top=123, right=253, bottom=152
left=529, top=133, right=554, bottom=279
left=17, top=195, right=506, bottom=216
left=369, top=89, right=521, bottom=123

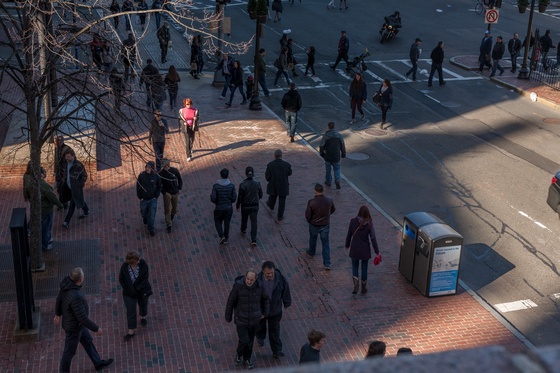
left=494, top=299, right=538, bottom=313
left=513, top=206, right=551, bottom=232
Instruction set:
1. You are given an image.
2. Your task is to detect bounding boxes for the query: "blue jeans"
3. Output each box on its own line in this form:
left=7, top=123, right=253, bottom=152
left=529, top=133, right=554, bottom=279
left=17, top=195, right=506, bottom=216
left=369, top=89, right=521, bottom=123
left=59, top=328, right=101, bottom=372
left=510, top=53, right=518, bottom=71
left=214, top=208, right=233, bottom=239
left=228, top=85, right=246, bottom=104
left=221, top=74, right=232, bottom=97
left=352, top=258, right=369, bottom=281
left=324, top=161, right=340, bottom=184
left=152, top=142, right=165, bottom=171
left=307, top=224, right=331, bottom=267
left=41, top=211, right=53, bottom=250
left=140, top=198, right=158, bottom=233
left=285, top=111, right=298, bottom=137
left=273, top=69, right=290, bottom=86
left=405, top=60, right=418, bottom=80
left=258, top=73, right=270, bottom=96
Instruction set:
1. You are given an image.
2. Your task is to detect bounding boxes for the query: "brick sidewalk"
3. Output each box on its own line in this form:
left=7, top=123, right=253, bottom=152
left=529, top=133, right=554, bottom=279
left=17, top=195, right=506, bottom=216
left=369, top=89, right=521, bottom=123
left=0, top=72, right=528, bottom=372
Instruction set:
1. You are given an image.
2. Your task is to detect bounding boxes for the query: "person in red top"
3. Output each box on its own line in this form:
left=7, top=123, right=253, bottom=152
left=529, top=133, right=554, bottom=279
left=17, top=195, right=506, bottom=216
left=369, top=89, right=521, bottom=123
left=179, top=98, right=199, bottom=161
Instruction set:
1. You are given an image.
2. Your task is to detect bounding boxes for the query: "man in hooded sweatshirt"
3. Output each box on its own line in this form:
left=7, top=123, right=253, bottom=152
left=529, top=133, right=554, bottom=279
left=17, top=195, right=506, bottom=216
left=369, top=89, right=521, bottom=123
left=137, top=161, right=162, bottom=236
left=319, top=122, right=346, bottom=190
left=54, top=267, right=113, bottom=372
left=280, top=82, right=302, bottom=143
left=211, top=168, right=237, bottom=244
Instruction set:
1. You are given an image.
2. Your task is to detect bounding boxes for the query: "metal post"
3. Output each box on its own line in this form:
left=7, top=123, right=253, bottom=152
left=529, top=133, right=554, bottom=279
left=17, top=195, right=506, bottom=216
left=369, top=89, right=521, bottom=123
left=212, top=0, right=225, bottom=86
left=518, top=0, right=536, bottom=79
left=249, top=19, right=262, bottom=111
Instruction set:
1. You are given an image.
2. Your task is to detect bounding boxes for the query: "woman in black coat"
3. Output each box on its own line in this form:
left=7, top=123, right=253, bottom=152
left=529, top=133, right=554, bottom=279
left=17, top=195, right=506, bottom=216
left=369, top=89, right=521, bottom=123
left=119, top=251, right=152, bottom=341
left=226, top=60, right=247, bottom=106
left=376, top=78, right=393, bottom=129
left=345, top=205, right=380, bottom=295
left=349, top=72, right=367, bottom=124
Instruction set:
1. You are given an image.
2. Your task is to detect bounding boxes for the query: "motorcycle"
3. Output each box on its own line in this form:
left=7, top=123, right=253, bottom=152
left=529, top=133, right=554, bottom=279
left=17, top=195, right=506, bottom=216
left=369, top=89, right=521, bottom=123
left=380, top=24, right=396, bottom=44
left=379, top=12, right=401, bottom=44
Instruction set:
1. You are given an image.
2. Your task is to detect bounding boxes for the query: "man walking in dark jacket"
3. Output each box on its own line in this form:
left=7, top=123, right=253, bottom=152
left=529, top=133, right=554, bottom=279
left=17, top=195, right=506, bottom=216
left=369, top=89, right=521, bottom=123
left=54, top=135, right=72, bottom=210
left=490, top=36, right=506, bottom=77
left=281, top=83, right=302, bottom=143
left=211, top=168, right=237, bottom=244
left=478, top=30, right=493, bottom=72
left=156, top=22, right=171, bottom=64
left=148, top=109, right=169, bottom=171
left=540, top=30, right=555, bottom=69
left=139, top=59, right=160, bottom=109
left=61, top=149, right=89, bottom=228
left=225, top=270, right=270, bottom=370
left=236, top=166, right=263, bottom=246
left=428, top=41, right=445, bottom=87
left=256, top=48, right=271, bottom=97
left=54, top=268, right=113, bottom=372
left=159, top=158, right=183, bottom=233
left=330, top=30, right=350, bottom=70
left=137, top=161, right=162, bottom=236
left=405, top=38, right=422, bottom=81
left=508, top=33, right=522, bottom=73
left=319, top=122, right=346, bottom=190
left=305, top=183, right=336, bottom=270
left=265, top=150, right=292, bottom=221
left=255, top=261, right=291, bottom=358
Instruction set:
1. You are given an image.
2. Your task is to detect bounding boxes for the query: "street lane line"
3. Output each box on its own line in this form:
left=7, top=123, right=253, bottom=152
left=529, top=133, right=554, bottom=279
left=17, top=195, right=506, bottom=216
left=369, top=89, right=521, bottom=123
left=514, top=208, right=551, bottom=232
left=494, top=299, right=538, bottom=313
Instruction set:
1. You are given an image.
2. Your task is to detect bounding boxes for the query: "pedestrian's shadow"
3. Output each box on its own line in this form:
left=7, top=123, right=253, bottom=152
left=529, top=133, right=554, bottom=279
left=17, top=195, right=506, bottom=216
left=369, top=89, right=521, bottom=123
left=195, top=139, right=267, bottom=160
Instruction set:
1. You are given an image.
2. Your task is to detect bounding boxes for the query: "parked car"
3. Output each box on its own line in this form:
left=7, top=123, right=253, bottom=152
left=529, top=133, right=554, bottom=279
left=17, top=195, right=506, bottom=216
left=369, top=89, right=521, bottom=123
left=546, top=171, right=560, bottom=219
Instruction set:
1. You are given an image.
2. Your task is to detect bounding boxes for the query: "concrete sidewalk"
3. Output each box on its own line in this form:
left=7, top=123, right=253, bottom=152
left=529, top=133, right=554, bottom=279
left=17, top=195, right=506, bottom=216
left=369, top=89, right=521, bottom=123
left=0, top=68, right=529, bottom=372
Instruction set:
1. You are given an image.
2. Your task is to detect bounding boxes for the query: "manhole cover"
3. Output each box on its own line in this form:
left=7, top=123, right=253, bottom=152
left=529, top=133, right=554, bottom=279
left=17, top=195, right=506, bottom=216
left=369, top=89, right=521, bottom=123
left=440, top=101, right=461, bottom=108
left=346, top=152, right=370, bottom=161
left=364, top=128, right=389, bottom=136
left=543, top=118, right=560, bottom=124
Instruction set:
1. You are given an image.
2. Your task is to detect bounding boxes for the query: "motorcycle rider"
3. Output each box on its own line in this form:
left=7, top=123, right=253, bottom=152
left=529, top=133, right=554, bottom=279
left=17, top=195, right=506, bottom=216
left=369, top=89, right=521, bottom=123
left=380, top=11, right=402, bottom=36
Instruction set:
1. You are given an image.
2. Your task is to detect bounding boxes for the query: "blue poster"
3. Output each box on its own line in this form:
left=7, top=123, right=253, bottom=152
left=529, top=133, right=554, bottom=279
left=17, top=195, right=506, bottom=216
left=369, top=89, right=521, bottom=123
left=429, top=245, right=461, bottom=296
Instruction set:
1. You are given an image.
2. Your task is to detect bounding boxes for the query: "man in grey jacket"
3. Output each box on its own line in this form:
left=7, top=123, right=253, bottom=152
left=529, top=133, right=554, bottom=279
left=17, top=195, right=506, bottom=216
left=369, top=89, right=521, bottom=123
left=319, top=122, right=346, bottom=190
left=211, top=168, right=237, bottom=244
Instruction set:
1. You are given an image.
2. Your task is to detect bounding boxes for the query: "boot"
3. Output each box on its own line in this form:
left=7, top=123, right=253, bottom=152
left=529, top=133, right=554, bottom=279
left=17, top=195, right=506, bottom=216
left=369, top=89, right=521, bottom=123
left=361, top=280, right=367, bottom=294
left=352, top=276, right=359, bottom=294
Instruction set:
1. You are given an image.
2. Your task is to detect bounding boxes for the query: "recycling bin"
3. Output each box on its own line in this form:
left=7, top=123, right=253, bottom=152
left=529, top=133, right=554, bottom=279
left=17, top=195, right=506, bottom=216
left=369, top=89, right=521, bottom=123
left=399, top=212, right=443, bottom=282
left=411, top=222, right=463, bottom=297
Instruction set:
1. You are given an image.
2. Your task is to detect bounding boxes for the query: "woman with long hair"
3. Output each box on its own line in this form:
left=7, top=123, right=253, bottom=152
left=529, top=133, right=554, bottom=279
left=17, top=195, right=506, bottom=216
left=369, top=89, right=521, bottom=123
left=226, top=60, right=247, bottom=106
left=349, top=73, right=367, bottom=125
left=376, top=78, right=393, bottom=129
left=164, top=65, right=181, bottom=111
left=344, top=205, right=380, bottom=294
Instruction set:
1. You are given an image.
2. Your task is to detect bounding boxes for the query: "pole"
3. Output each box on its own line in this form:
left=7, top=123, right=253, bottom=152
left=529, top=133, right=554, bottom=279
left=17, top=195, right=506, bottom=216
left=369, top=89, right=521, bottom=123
left=518, top=0, right=536, bottom=79
left=249, top=18, right=262, bottom=111
left=212, top=0, right=225, bottom=86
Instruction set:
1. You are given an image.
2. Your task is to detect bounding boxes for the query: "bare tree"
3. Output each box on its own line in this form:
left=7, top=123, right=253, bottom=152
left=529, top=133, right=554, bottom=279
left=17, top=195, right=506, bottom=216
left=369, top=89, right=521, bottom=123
left=0, top=0, right=252, bottom=270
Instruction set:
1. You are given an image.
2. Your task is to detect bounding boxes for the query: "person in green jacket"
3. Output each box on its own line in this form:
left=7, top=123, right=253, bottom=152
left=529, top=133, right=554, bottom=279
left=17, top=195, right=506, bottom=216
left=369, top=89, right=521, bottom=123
left=39, top=167, right=63, bottom=250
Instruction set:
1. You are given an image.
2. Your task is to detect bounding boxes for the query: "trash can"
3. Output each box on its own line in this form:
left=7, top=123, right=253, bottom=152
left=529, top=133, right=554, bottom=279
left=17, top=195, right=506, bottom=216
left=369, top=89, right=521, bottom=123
left=412, top=222, right=463, bottom=297
left=399, top=212, right=443, bottom=282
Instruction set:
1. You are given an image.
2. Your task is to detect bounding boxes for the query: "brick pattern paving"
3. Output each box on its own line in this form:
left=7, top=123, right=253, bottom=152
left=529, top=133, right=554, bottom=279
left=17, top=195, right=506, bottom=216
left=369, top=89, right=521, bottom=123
left=0, top=76, right=527, bottom=372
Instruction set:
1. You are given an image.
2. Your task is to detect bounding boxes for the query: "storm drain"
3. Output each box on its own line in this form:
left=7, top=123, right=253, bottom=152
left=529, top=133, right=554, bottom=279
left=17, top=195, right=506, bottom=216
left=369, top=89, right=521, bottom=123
left=346, top=152, right=370, bottom=161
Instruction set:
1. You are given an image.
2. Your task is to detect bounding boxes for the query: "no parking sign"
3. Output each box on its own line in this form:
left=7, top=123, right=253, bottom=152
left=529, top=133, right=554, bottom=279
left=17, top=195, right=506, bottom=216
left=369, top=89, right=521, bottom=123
left=485, top=8, right=499, bottom=24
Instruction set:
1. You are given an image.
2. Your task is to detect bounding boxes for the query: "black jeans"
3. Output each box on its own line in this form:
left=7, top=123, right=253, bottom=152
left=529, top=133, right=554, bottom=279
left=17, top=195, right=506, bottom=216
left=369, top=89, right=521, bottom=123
left=59, top=328, right=101, bottom=372
left=183, top=128, right=195, bottom=158
left=428, top=62, right=444, bottom=85
left=267, top=195, right=286, bottom=219
left=214, top=208, right=233, bottom=239
left=236, top=323, right=258, bottom=361
left=241, top=206, right=259, bottom=241
left=65, top=199, right=89, bottom=224
left=123, top=294, right=149, bottom=330
left=333, top=51, right=349, bottom=69
left=255, top=312, right=283, bottom=353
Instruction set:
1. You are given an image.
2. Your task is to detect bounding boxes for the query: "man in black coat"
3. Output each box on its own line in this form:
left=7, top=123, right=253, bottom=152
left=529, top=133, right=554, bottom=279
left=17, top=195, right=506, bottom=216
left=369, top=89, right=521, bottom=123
left=478, top=30, right=493, bottom=72
left=319, top=122, right=346, bottom=190
left=280, top=83, right=302, bottom=142
left=236, top=166, right=263, bottom=246
left=265, top=150, right=292, bottom=221
left=508, top=33, right=522, bottom=73
left=540, top=30, right=555, bottom=69
left=211, top=168, right=237, bottom=244
left=139, top=59, right=160, bottom=108
left=330, top=30, right=350, bottom=70
left=428, top=41, right=445, bottom=87
left=137, top=161, right=162, bottom=236
left=225, top=270, right=270, bottom=370
left=54, top=135, right=72, bottom=209
left=54, top=268, right=113, bottom=372
left=490, top=36, right=506, bottom=77
left=159, top=158, right=183, bottom=233
left=405, top=38, right=422, bottom=81
left=255, top=261, right=291, bottom=358
left=61, top=149, right=89, bottom=228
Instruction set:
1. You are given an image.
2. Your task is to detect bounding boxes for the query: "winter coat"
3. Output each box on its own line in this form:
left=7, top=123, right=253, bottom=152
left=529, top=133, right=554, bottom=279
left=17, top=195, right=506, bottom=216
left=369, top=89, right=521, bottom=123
left=540, top=34, right=554, bottom=53
left=349, top=81, right=367, bottom=101
left=225, top=275, right=270, bottom=327
left=55, top=276, right=99, bottom=333
left=149, top=117, right=169, bottom=144
left=307, top=50, right=315, bottom=65
left=164, top=74, right=181, bottom=94
left=159, top=167, right=183, bottom=195
left=278, top=53, right=289, bottom=71
left=409, top=43, right=420, bottom=62
left=140, top=64, right=160, bottom=87
left=230, top=67, right=244, bottom=88
left=119, top=259, right=152, bottom=298
left=430, top=45, right=444, bottom=64
left=480, top=36, right=493, bottom=56
left=215, top=57, right=234, bottom=76
left=257, top=269, right=291, bottom=316
left=345, top=217, right=380, bottom=261
left=491, top=41, right=505, bottom=60
left=305, top=194, right=335, bottom=226
left=319, top=129, right=346, bottom=163
left=61, top=159, right=87, bottom=208
left=40, top=178, right=63, bottom=214
left=137, top=171, right=162, bottom=200
left=256, top=54, right=267, bottom=74
left=211, top=179, right=237, bottom=210
left=55, top=144, right=72, bottom=186
left=508, top=38, right=522, bottom=54
left=236, top=177, right=263, bottom=209
left=378, top=85, right=393, bottom=109
left=281, top=90, right=302, bottom=112
left=338, top=36, right=349, bottom=54
left=265, top=158, right=292, bottom=196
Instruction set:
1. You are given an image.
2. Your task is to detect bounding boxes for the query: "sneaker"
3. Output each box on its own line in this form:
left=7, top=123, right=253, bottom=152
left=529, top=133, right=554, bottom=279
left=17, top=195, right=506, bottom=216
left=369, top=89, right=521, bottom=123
left=124, top=333, right=135, bottom=341
left=305, top=252, right=314, bottom=259
left=265, top=93, right=272, bottom=97
left=251, top=241, right=257, bottom=247
left=31, top=263, right=46, bottom=273
left=303, top=73, right=308, bottom=76
left=141, top=318, right=147, bottom=326
left=350, top=119, right=355, bottom=125
left=440, top=81, right=446, bottom=86
left=219, top=237, right=227, bottom=245
left=187, top=157, right=192, bottom=162
left=499, top=70, right=504, bottom=76
left=335, top=182, right=341, bottom=190
left=225, top=102, right=231, bottom=106
left=46, top=243, right=53, bottom=251
left=325, top=266, right=332, bottom=270
left=219, top=95, right=225, bottom=99
left=380, top=122, right=384, bottom=130
left=245, top=360, right=253, bottom=370
left=273, top=351, right=285, bottom=358
left=95, top=358, right=114, bottom=371
left=290, top=136, right=294, bottom=143
left=78, top=212, right=89, bottom=219
left=274, top=84, right=280, bottom=88
left=62, top=221, right=69, bottom=228
left=257, top=338, right=265, bottom=346
left=312, top=74, right=317, bottom=77
left=235, top=355, right=242, bottom=365
left=324, top=181, right=331, bottom=187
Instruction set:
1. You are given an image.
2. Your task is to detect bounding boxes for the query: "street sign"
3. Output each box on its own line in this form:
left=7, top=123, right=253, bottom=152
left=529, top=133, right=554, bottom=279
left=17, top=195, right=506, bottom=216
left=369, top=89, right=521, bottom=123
left=485, top=8, right=499, bottom=24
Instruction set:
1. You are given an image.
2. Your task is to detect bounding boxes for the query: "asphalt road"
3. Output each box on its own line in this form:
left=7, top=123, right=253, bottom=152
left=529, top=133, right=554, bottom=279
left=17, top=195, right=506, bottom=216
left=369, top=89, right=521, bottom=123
left=196, top=0, right=560, bottom=347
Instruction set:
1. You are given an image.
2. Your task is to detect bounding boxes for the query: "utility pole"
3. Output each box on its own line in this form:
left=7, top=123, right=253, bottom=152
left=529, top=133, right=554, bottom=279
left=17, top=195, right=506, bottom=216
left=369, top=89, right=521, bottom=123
left=212, top=0, right=225, bottom=86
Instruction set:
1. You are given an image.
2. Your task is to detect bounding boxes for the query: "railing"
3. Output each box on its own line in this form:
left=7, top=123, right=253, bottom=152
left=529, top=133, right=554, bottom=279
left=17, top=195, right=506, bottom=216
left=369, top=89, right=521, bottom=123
left=530, top=57, right=560, bottom=91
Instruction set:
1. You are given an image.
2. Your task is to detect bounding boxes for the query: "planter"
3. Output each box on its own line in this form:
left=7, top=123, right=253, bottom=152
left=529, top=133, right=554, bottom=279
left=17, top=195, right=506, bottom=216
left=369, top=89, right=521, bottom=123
left=249, top=11, right=257, bottom=20
left=538, top=4, right=548, bottom=12
left=518, top=5, right=527, bottom=13
left=257, top=15, right=267, bottom=23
